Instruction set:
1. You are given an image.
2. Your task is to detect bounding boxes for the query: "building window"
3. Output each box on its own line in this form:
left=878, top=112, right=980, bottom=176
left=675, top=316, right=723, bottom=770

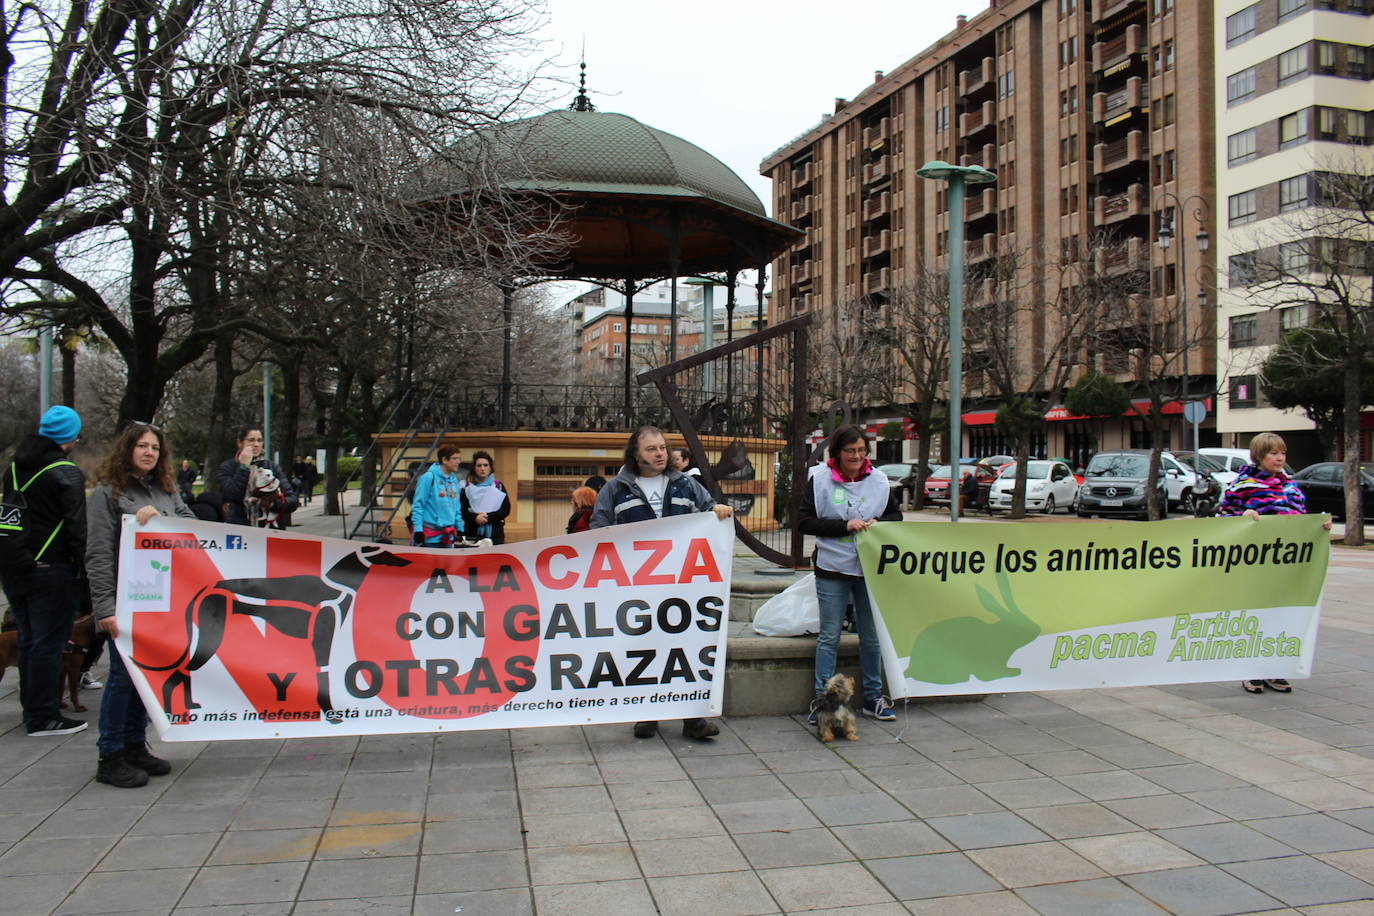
left=613, top=322, right=622, bottom=332
left=1280, top=109, right=1310, bottom=148
left=1279, top=0, right=1307, bottom=22
left=1228, top=190, right=1257, bottom=226
left=1280, top=174, right=1310, bottom=212
left=935, top=107, right=948, bottom=132
left=1226, top=6, right=1257, bottom=46
left=1279, top=45, right=1310, bottom=85
left=1280, top=241, right=1309, bottom=272
left=1230, top=375, right=1258, bottom=408
left=1153, top=0, right=1174, bottom=16
left=998, top=72, right=1015, bottom=99
left=1229, top=252, right=1259, bottom=287
left=1280, top=304, right=1310, bottom=330
left=1318, top=41, right=1338, bottom=74
left=1227, top=67, right=1257, bottom=104
left=1228, top=128, right=1258, bottom=165
left=1230, top=315, right=1258, bottom=348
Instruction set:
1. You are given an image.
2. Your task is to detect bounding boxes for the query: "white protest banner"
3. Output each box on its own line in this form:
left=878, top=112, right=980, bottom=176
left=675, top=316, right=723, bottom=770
left=113, top=513, right=733, bottom=740
left=858, top=515, right=1330, bottom=697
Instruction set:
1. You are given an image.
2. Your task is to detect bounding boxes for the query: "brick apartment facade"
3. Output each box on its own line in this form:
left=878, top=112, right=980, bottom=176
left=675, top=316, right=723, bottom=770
left=761, top=0, right=1217, bottom=465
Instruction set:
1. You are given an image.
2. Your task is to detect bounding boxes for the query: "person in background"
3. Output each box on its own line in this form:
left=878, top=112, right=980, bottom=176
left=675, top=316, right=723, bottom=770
left=217, top=428, right=296, bottom=527
left=176, top=459, right=197, bottom=503
left=670, top=447, right=701, bottom=478
left=0, top=406, right=88, bottom=737
left=300, top=457, right=319, bottom=507
left=410, top=446, right=464, bottom=547
left=1217, top=431, right=1331, bottom=696
left=566, top=486, right=597, bottom=534
left=591, top=426, right=732, bottom=740
left=461, top=450, right=511, bottom=545
left=86, top=421, right=194, bottom=787
left=798, top=425, right=903, bottom=728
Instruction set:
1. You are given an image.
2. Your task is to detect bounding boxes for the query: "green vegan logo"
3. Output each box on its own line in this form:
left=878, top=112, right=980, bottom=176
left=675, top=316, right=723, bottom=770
left=127, top=560, right=169, bottom=602
left=905, top=571, right=1041, bottom=684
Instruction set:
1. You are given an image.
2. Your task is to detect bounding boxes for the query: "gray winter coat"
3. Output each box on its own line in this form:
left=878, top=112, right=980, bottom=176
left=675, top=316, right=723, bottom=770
left=86, top=476, right=195, bottom=620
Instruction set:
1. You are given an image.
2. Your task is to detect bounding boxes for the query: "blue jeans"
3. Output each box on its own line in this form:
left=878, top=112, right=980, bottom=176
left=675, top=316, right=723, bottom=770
left=1, top=563, right=81, bottom=729
left=97, top=643, right=149, bottom=755
left=813, top=573, right=883, bottom=702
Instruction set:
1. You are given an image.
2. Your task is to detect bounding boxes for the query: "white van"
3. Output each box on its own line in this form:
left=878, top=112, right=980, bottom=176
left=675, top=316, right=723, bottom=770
left=1199, top=447, right=1294, bottom=478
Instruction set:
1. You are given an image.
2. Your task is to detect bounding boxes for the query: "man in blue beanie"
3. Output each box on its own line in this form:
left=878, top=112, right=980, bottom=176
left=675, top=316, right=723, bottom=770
left=0, top=405, right=89, bottom=736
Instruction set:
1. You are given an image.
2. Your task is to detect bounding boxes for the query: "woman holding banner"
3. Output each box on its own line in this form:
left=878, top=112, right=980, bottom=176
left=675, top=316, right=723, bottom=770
left=799, top=425, right=903, bottom=726
left=87, top=421, right=196, bottom=788
left=591, top=426, right=732, bottom=740
left=1217, top=431, right=1330, bottom=695
left=460, top=451, right=511, bottom=545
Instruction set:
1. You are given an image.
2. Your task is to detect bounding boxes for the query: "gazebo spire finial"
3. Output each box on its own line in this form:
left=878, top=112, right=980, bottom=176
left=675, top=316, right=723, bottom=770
left=570, top=43, right=595, bottom=112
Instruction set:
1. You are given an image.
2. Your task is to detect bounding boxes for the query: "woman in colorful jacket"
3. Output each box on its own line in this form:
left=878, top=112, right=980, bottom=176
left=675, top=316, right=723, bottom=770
left=410, top=446, right=464, bottom=547
left=1217, top=431, right=1330, bottom=695
left=797, top=425, right=903, bottom=726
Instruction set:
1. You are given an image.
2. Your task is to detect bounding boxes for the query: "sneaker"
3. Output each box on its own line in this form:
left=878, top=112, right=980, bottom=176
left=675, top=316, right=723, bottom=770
left=96, top=750, right=149, bottom=788
left=1264, top=678, right=1293, bottom=693
left=27, top=717, right=88, bottom=737
left=862, top=696, right=896, bottom=722
left=81, top=672, right=103, bottom=689
left=806, top=696, right=821, bottom=727
left=123, top=743, right=172, bottom=776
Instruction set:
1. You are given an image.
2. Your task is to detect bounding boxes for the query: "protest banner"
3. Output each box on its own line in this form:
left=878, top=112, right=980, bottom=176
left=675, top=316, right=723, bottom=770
left=113, top=513, right=733, bottom=740
left=857, top=515, right=1330, bottom=697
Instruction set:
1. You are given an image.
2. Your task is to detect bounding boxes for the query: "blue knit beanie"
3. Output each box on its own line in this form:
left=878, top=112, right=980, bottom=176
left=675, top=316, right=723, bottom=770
left=38, top=405, right=82, bottom=444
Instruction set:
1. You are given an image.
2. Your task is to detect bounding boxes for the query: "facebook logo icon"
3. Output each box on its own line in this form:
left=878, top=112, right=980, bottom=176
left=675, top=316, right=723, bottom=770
left=225, top=535, right=246, bottom=550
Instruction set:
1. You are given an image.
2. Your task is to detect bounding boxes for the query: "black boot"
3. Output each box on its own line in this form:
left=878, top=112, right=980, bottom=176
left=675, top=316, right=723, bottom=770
left=96, top=750, right=150, bottom=788
left=123, top=743, right=172, bottom=776
left=682, top=717, right=719, bottom=739
left=632, top=721, right=659, bottom=739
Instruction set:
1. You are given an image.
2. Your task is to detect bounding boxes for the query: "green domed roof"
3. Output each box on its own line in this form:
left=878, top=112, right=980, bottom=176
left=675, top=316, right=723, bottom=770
left=488, top=109, right=768, bottom=218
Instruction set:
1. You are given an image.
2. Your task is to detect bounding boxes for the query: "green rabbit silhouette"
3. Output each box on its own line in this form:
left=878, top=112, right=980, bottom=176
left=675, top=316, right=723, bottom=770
left=905, top=571, right=1041, bottom=684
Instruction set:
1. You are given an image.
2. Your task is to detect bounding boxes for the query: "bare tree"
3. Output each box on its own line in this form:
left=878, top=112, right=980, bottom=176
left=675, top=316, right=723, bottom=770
left=1242, top=156, right=1374, bottom=544
left=887, top=265, right=950, bottom=508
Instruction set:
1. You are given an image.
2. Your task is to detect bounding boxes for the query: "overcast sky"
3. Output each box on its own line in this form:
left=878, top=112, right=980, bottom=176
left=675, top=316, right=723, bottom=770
left=529, top=0, right=991, bottom=216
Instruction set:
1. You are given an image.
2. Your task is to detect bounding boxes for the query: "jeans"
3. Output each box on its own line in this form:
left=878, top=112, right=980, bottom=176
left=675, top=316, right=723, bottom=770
left=813, top=573, right=884, bottom=701
left=0, top=563, right=81, bottom=728
left=97, top=644, right=149, bottom=755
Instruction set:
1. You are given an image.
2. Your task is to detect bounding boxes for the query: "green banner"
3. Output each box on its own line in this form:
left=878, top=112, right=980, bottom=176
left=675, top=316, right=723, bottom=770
left=857, top=515, right=1329, bottom=696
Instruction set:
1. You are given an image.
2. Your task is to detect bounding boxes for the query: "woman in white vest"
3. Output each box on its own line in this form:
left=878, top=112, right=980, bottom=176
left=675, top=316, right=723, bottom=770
left=460, top=451, right=511, bottom=545
left=797, top=425, right=903, bottom=724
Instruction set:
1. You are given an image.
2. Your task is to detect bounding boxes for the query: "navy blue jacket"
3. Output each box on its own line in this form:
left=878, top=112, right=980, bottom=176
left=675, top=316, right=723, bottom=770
left=589, top=466, right=716, bottom=528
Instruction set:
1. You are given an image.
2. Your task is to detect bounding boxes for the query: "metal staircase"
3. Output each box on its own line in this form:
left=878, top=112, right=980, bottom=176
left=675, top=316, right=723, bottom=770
left=343, top=387, right=451, bottom=542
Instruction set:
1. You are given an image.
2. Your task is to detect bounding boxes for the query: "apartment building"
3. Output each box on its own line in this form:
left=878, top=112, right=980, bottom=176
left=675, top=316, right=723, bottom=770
left=761, top=0, right=1216, bottom=463
left=1215, top=0, right=1374, bottom=465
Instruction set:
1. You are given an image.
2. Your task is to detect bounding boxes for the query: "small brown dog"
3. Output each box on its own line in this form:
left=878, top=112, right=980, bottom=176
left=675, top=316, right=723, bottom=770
left=816, top=673, right=858, bottom=742
left=0, top=614, right=96, bottom=712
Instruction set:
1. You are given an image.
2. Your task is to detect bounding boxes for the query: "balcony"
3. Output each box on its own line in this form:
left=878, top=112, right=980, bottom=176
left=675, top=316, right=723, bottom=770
left=960, top=142, right=997, bottom=170
left=959, top=57, right=995, bottom=97
left=965, top=188, right=997, bottom=220
left=862, top=191, right=891, bottom=222
left=967, top=233, right=998, bottom=264
left=862, top=118, right=890, bottom=149
left=792, top=261, right=813, bottom=285
left=1097, top=237, right=1146, bottom=275
left=960, top=100, right=996, bottom=140
left=805, top=227, right=823, bottom=248
left=790, top=194, right=813, bottom=221
left=1093, top=130, right=1145, bottom=175
left=792, top=161, right=813, bottom=189
left=1093, top=25, right=1143, bottom=73
left=1092, top=0, right=1144, bottom=24
left=1094, top=183, right=1145, bottom=225
left=862, top=229, right=890, bottom=259
left=862, top=156, right=890, bottom=185
left=1093, top=77, right=1143, bottom=124
left=862, top=267, right=891, bottom=295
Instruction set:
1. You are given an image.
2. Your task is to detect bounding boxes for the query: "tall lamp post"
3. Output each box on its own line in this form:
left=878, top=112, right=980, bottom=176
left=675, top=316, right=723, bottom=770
left=916, top=161, right=997, bottom=523
left=1155, top=193, right=1211, bottom=501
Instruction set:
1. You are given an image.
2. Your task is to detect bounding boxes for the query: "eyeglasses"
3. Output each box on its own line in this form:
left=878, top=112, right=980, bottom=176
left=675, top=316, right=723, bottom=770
left=840, top=447, right=868, bottom=456
left=121, top=419, right=162, bottom=433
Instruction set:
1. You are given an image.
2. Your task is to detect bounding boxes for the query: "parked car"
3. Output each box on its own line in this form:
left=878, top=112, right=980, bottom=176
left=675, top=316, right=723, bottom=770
left=988, top=459, right=1079, bottom=514
left=1158, top=450, right=1210, bottom=513
left=1077, top=449, right=1169, bottom=520
left=924, top=463, right=997, bottom=505
left=1289, top=462, right=1374, bottom=520
left=877, top=462, right=930, bottom=504
left=1173, top=450, right=1235, bottom=486
left=1199, top=447, right=1294, bottom=477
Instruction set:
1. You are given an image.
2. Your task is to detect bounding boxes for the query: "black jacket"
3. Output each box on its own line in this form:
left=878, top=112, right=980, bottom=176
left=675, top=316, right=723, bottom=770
left=2, top=433, right=87, bottom=571
left=218, top=457, right=297, bottom=525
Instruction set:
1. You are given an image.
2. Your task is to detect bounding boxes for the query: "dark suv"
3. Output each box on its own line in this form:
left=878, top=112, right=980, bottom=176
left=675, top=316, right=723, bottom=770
left=1076, top=449, right=1168, bottom=520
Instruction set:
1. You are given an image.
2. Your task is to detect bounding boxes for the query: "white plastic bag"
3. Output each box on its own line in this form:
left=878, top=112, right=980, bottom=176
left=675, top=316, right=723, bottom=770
left=751, top=573, right=820, bottom=637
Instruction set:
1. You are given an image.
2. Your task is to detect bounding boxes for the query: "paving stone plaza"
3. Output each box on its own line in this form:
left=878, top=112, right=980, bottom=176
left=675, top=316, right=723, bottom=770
left=4, top=502, right=1374, bottom=914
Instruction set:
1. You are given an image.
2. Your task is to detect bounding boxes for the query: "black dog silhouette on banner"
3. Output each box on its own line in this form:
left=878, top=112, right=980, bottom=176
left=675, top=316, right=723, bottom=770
left=135, top=544, right=411, bottom=722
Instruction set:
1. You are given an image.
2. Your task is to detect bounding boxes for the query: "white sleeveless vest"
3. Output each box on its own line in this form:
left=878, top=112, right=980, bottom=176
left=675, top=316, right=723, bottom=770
left=809, top=463, right=890, bottom=576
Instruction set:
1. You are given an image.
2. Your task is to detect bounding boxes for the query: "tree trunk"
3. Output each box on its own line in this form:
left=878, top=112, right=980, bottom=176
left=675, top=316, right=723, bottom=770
left=323, top=368, right=355, bottom=518
left=60, top=344, right=76, bottom=407
left=1343, top=356, right=1365, bottom=546
left=278, top=351, right=302, bottom=471
left=1145, top=427, right=1165, bottom=520
left=913, top=403, right=935, bottom=510
left=204, top=333, right=237, bottom=479
left=356, top=374, right=380, bottom=509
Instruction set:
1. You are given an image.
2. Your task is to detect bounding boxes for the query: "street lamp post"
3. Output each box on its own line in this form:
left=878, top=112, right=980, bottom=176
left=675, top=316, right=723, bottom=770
left=917, top=161, right=997, bottom=523
left=1155, top=193, right=1211, bottom=504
